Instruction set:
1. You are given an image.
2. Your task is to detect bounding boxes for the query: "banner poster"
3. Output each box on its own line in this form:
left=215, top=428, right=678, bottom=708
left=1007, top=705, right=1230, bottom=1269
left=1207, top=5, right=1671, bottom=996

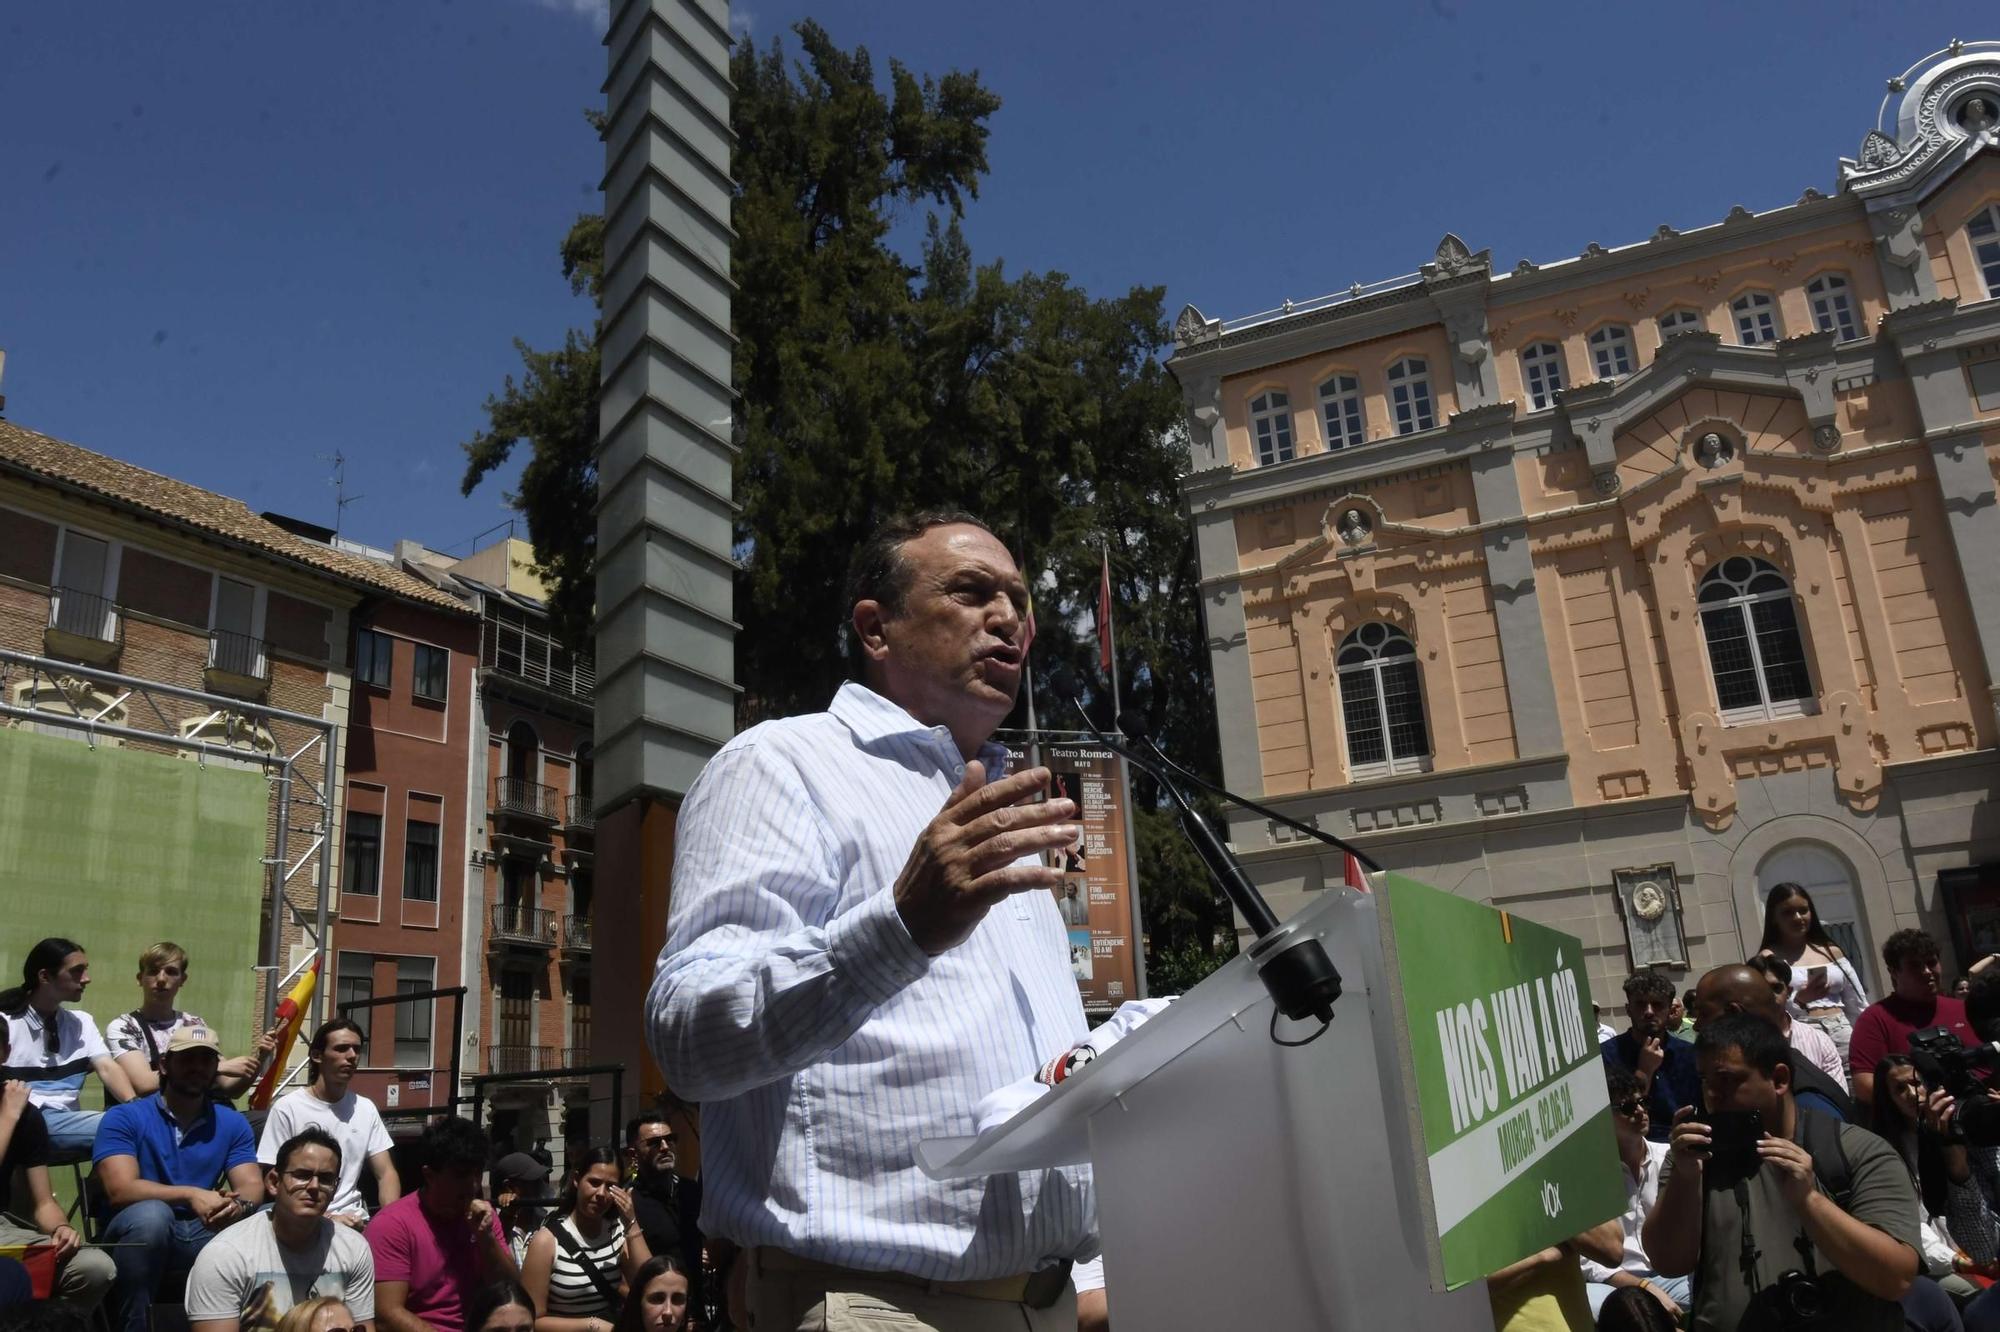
left=999, top=733, right=1141, bottom=1011
left=1377, top=873, right=1624, bottom=1290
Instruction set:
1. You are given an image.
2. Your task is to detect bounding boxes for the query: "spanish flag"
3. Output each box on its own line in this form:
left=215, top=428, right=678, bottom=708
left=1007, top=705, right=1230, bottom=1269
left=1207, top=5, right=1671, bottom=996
left=250, top=957, right=320, bottom=1110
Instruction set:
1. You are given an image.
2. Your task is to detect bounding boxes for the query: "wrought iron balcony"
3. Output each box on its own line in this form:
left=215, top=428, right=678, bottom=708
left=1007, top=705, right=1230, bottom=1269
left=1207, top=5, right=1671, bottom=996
left=563, top=914, right=591, bottom=951
left=565, top=793, right=595, bottom=831
left=493, top=776, right=559, bottom=822
left=206, top=628, right=270, bottom=680
left=486, top=1043, right=560, bottom=1075
left=490, top=902, right=557, bottom=948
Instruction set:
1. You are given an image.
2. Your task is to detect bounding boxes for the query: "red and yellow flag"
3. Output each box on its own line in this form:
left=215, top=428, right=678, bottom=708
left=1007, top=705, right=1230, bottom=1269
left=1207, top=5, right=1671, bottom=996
left=250, top=957, right=320, bottom=1110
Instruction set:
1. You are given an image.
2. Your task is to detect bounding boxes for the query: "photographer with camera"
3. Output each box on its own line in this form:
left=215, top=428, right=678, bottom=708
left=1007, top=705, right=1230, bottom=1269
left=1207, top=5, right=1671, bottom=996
left=1644, top=1013, right=1929, bottom=1331
left=1870, top=1056, right=2000, bottom=1310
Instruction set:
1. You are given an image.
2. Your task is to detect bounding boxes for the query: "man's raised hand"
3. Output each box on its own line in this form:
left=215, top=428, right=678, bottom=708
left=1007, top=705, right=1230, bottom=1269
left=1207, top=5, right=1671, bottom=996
left=894, top=762, right=1078, bottom=955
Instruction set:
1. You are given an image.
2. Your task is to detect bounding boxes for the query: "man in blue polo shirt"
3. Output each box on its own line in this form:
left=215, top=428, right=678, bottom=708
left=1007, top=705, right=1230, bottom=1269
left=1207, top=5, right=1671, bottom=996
left=94, top=1024, right=265, bottom=1332
left=1599, top=972, right=1699, bottom=1144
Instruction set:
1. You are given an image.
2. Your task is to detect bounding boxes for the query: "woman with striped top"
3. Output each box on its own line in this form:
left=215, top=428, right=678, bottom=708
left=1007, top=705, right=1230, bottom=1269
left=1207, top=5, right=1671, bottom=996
left=522, top=1148, right=653, bottom=1332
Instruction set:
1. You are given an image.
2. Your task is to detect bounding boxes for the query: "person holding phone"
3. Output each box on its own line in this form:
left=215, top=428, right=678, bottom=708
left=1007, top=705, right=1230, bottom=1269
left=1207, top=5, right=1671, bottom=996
left=1644, top=1013, right=1931, bottom=1332
left=1759, top=883, right=1869, bottom=1069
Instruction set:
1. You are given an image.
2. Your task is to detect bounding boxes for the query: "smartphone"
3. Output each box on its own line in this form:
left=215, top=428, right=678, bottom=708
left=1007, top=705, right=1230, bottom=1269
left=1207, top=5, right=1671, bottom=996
left=1698, top=1109, right=1765, bottom=1184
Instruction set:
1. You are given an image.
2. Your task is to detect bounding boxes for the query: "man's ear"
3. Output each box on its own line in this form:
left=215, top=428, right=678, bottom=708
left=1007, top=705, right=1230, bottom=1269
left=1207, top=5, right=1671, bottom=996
left=1773, top=1059, right=1793, bottom=1096
left=852, top=600, right=891, bottom=666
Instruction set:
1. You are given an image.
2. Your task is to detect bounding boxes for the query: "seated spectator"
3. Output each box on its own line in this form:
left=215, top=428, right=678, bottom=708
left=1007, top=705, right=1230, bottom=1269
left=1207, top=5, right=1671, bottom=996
left=258, top=1021, right=398, bottom=1228
left=94, top=1024, right=265, bottom=1332
left=273, top=1298, right=357, bottom=1332
left=1644, top=1013, right=1923, bottom=1331
left=1599, top=972, right=1699, bottom=1143
left=492, top=1153, right=551, bottom=1267
left=1579, top=1069, right=1688, bottom=1322
left=1758, top=882, right=1869, bottom=1069
left=106, top=943, right=278, bottom=1100
left=0, top=938, right=135, bottom=1154
left=1748, top=954, right=1850, bottom=1091
left=1487, top=1220, right=1623, bottom=1332
left=610, top=1257, right=687, bottom=1332
left=367, top=1114, right=516, bottom=1332
left=1871, top=1057, right=2000, bottom=1300
left=1851, top=929, right=1978, bottom=1113
left=0, top=1026, right=114, bottom=1312
left=187, top=1126, right=376, bottom=1332
left=521, top=1148, right=652, bottom=1332
left=466, top=1282, right=536, bottom=1332
left=1688, top=963, right=1855, bottom=1120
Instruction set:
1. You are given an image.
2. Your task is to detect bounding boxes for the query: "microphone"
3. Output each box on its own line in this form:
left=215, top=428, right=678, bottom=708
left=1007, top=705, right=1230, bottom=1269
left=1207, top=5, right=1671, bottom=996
left=1049, top=681, right=1341, bottom=1026
left=1115, top=710, right=1382, bottom=874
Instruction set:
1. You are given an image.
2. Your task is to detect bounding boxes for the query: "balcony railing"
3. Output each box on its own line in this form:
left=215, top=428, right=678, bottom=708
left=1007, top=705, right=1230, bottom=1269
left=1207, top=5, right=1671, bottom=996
left=482, top=614, right=596, bottom=701
left=206, top=628, right=270, bottom=680
left=563, top=914, right=591, bottom=951
left=493, top=776, right=559, bottom=822
left=562, top=1043, right=592, bottom=1068
left=565, top=793, right=595, bottom=830
left=486, top=1043, right=560, bottom=1075
left=47, top=587, right=122, bottom=645
left=490, top=902, right=557, bottom=947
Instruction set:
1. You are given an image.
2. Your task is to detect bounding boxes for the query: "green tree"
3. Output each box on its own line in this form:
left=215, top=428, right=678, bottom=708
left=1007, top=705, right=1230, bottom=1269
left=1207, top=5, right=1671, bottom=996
left=466, top=20, right=1238, bottom=992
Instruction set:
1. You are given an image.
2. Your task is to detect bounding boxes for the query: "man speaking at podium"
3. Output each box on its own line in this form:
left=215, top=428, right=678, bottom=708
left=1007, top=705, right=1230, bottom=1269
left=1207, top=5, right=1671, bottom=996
left=648, top=512, right=1099, bottom=1331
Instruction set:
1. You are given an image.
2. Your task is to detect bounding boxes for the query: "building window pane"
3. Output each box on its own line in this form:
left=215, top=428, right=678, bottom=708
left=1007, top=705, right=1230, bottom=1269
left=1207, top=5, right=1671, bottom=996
left=1589, top=325, right=1635, bottom=379
left=1317, top=374, right=1365, bottom=450
left=1697, top=556, right=1815, bottom=724
left=394, top=957, right=435, bottom=1069
left=1336, top=622, right=1431, bottom=779
left=568, top=970, right=591, bottom=1061
left=356, top=630, right=393, bottom=689
left=1971, top=206, right=2000, bottom=298
left=1731, top=292, right=1779, bottom=346
left=344, top=812, right=382, bottom=896
left=1807, top=273, right=1860, bottom=341
left=1521, top=341, right=1566, bottom=410
left=412, top=644, right=447, bottom=701
left=1658, top=309, right=1702, bottom=341
left=403, top=819, right=440, bottom=902
left=1249, top=391, right=1295, bottom=466
left=337, top=952, right=374, bottom=1047
left=1387, top=358, right=1435, bottom=434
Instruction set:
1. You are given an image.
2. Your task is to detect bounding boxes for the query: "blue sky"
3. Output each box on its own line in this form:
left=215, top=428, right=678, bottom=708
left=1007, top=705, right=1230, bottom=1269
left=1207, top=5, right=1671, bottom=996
left=1, top=2, right=1991, bottom=554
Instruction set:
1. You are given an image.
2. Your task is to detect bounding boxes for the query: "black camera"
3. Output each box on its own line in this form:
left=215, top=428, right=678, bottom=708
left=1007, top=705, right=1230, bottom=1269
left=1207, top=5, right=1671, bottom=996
left=1752, top=1268, right=1826, bottom=1330
left=1908, top=1025, right=1994, bottom=1103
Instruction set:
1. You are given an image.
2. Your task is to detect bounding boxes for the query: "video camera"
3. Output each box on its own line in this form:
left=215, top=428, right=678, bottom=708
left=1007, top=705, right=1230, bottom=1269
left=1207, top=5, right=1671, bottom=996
left=1908, top=1025, right=2000, bottom=1144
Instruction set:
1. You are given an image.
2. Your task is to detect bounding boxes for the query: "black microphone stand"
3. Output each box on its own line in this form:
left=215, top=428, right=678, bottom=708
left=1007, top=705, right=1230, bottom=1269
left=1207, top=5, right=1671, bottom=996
left=1061, top=694, right=1343, bottom=1029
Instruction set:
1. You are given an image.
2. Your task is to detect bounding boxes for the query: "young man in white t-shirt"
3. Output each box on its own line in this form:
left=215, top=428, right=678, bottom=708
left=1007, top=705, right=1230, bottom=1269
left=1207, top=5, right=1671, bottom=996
left=256, top=1020, right=399, bottom=1227
left=186, top=1124, right=376, bottom=1332
left=105, top=942, right=279, bottom=1099
left=0, top=937, right=135, bottom=1155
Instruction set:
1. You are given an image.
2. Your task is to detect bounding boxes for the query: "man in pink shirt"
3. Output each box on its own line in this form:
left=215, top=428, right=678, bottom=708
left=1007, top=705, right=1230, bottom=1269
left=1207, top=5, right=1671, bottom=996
left=1748, top=954, right=1849, bottom=1091
left=1848, top=928, right=1977, bottom=1111
left=367, top=1117, right=515, bottom=1332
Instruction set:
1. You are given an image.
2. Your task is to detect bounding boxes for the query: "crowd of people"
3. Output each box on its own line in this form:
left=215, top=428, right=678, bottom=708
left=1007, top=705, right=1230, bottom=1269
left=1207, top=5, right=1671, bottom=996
left=0, top=938, right=704, bottom=1332
left=1554, top=886, right=2000, bottom=1332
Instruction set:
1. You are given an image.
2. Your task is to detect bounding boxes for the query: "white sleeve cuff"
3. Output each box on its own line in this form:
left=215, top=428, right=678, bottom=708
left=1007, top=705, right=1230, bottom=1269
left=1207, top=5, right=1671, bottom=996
left=827, top=883, right=930, bottom=1006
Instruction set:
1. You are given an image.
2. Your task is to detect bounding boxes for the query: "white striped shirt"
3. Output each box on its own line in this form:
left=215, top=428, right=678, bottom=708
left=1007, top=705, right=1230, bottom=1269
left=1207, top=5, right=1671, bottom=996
left=646, top=683, right=1096, bottom=1280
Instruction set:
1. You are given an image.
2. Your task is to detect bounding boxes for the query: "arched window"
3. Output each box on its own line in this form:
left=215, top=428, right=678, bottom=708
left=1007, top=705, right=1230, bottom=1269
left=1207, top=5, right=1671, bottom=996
left=1249, top=390, right=1295, bottom=466
left=506, top=721, right=540, bottom=781
left=1336, top=622, right=1431, bottom=779
left=1589, top=324, right=1636, bottom=380
left=1697, top=556, right=1814, bottom=724
left=1731, top=291, right=1780, bottom=346
left=1967, top=205, right=2000, bottom=298
left=1386, top=357, right=1436, bottom=434
left=1521, top=341, right=1566, bottom=410
left=1807, top=273, right=1860, bottom=341
left=1317, top=374, right=1366, bottom=451
left=1658, top=308, right=1703, bottom=341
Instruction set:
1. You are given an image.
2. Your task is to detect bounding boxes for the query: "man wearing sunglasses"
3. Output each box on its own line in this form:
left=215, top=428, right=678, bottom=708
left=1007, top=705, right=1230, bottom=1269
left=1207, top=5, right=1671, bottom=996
left=1580, top=1068, right=1688, bottom=1323
left=625, top=1112, right=704, bottom=1314
left=186, top=1126, right=377, bottom=1332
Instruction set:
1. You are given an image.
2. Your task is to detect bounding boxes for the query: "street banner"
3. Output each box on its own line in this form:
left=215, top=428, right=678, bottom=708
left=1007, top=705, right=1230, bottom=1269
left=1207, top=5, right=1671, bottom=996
left=999, top=733, right=1142, bottom=1011
left=1377, top=873, right=1623, bottom=1289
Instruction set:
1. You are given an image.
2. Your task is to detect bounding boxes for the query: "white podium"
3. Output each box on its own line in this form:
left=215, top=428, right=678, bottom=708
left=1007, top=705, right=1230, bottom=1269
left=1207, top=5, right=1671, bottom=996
left=918, top=885, right=1495, bottom=1329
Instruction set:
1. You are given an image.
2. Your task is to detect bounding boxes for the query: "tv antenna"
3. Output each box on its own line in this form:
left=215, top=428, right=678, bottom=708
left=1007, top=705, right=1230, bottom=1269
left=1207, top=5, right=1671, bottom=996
left=318, top=450, right=365, bottom=537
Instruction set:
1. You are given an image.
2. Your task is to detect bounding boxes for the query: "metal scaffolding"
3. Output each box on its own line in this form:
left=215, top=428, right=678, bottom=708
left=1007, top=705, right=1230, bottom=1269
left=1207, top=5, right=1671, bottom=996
left=0, top=647, right=340, bottom=1030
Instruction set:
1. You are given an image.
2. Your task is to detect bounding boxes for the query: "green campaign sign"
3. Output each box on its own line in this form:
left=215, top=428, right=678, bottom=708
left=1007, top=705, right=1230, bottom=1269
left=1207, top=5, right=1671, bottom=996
left=1377, top=873, right=1624, bottom=1289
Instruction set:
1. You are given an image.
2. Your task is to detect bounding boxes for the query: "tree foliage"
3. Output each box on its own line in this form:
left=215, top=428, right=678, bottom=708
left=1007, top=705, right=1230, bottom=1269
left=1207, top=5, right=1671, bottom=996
left=466, top=20, right=1237, bottom=988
